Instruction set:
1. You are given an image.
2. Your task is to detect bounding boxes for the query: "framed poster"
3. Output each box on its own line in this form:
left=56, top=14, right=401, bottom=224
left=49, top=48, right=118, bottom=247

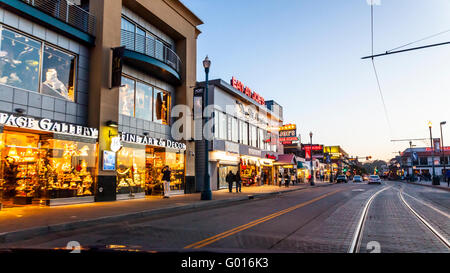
left=103, top=150, right=116, bottom=171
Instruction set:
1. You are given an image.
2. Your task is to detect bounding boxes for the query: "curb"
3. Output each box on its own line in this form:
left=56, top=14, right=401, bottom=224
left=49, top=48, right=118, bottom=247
left=0, top=183, right=333, bottom=244
left=397, top=180, right=450, bottom=192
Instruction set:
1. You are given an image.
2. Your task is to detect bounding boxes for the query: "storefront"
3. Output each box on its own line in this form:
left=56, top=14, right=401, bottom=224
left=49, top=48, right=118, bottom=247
left=0, top=113, right=98, bottom=207
left=118, top=132, right=186, bottom=198
left=274, top=154, right=298, bottom=183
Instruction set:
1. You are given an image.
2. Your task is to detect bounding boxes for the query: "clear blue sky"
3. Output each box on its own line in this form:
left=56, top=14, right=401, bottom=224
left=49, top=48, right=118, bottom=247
left=182, top=0, right=450, bottom=161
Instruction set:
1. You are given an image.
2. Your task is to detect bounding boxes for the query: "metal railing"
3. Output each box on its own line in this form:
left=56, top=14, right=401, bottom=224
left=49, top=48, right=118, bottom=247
left=121, top=29, right=181, bottom=74
left=21, top=0, right=96, bottom=36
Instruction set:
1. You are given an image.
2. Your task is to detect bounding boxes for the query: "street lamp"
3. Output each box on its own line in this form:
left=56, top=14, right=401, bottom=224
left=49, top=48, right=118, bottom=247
left=440, top=121, right=447, bottom=186
left=428, top=121, right=438, bottom=185
left=201, top=56, right=212, bottom=200
left=309, top=131, right=315, bottom=186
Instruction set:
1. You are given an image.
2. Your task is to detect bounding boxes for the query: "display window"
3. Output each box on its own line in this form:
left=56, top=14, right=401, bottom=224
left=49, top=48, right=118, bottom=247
left=0, top=25, right=77, bottom=102
left=154, top=89, right=170, bottom=125
left=0, top=130, right=97, bottom=206
left=116, top=147, right=145, bottom=195
left=240, top=158, right=260, bottom=186
left=145, top=146, right=185, bottom=195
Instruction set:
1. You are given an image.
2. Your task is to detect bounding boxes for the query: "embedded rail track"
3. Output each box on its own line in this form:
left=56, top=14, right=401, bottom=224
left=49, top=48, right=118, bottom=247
left=348, top=184, right=450, bottom=253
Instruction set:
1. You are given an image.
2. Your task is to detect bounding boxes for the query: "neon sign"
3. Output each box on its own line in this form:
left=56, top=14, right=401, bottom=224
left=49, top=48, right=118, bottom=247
left=230, top=77, right=265, bottom=105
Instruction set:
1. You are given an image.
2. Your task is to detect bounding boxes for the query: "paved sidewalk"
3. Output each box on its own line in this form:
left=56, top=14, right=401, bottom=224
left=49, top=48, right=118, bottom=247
left=0, top=181, right=332, bottom=244
left=397, top=179, right=450, bottom=191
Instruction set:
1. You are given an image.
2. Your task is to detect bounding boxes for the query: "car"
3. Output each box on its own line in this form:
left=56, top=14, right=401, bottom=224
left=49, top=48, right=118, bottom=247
left=368, top=175, right=382, bottom=184
left=353, top=175, right=363, bottom=182
left=363, top=175, right=369, bottom=181
left=336, top=175, right=347, bottom=183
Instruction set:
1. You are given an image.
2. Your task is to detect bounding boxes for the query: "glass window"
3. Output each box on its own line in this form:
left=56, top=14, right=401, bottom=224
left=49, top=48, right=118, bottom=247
left=232, top=117, right=238, bottom=143
left=41, top=45, right=76, bottom=101
left=258, top=128, right=264, bottom=149
left=242, top=121, right=248, bottom=145
left=214, top=111, right=219, bottom=139
left=227, top=115, right=232, bottom=141
left=219, top=112, right=227, bottom=140
left=250, top=125, right=257, bottom=147
left=119, top=76, right=135, bottom=116
left=117, top=147, right=145, bottom=194
left=146, top=32, right=155, bottom=57
left=120, top=17, right=135, bottom=50
left=155, top=39, right=164, bottom=60
left=0, top=27, right=41, bottom=92
left=154, top=89, right=170, bottom=125
left=135, top=81, right=152, bottom=121
left=135, top=27, right=146, bottom=54
left=419, top=157, right=428, bottom=165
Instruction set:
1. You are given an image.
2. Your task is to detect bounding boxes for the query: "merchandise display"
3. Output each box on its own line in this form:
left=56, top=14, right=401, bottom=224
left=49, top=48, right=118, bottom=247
left=116, top=147, right=145, bottom=195
left=0, top=131, right=97, bottom=205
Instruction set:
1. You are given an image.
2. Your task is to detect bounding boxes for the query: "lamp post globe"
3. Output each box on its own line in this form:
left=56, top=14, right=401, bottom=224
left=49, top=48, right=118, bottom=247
left=201, top=55, right=212, bottom=200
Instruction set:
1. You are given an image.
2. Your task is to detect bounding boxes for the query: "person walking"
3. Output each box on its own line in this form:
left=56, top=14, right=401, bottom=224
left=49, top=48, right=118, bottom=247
left=278, top=171, right=283, bottom=187
left=226, top=170, right=234, bottom=193
left=162, top=165, right=171, bottom=198
left=235, top=170, right=242, bottom=193
left=284, top=171, right=290, bottom=187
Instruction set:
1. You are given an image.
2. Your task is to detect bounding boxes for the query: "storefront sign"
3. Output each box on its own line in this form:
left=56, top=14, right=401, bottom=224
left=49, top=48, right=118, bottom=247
left=248, top=148, right=261, bottom=157
left=111, top=46, right=125, bottom=88
left=0, top=112, right=98, bottom=138
left=120, top=132, right=186, bottom=150
left=225, top=141, right=239, bottom=154
left=110, top=136, right=122, bottom=152
left=266, top=154, right=277, bottom=160
left=279, top=124, right=297, bottom=145
left=230, top=77, right=265, bottom=105
left=103, top=150, right=116, bottom=171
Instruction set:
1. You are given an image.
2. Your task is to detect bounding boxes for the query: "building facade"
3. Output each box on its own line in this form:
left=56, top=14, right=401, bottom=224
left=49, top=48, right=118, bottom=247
left=195, top=78, right=283, bottom=191
left=0, top=0, right=202, bottom=208
left=400, top=144, right=449, bottom=178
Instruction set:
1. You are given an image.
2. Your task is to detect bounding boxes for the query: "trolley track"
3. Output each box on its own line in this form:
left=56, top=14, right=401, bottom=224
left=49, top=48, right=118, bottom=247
left=349, top=183, right=450, bottom=253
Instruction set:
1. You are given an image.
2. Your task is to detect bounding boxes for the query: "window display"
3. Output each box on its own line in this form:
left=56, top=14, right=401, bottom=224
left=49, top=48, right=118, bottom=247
left=135, top=81, right=152, bottom=121
left=240, top=158, right=259, bottom=187
left=0, top=27, right=41, bottom=92
left=116, top=147, right=145, bottom=195
left=41, top=45, right=76, bottom=101
left=154, top=89, right=170, bottom=125
left=0, top=131, right=97, bottom=206
left=145, top=146, right=185, bottom=195
left=0, top=26, right=78, bottom=102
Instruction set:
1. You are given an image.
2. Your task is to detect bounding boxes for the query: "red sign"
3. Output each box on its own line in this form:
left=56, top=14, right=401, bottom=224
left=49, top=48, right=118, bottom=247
left=230, top=77, right=265, bottom=105
left=279, top=136, right=298, bottom=142
left=426, top=147, right=450, bottom=151
left=266, top=154, right=277, bottom=160
left=302, top=145, right=323, bottom=151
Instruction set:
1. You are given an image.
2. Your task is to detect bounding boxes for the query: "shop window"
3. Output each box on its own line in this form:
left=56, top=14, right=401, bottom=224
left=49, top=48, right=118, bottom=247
left=0, top=131, right=97, bottom=205
left=119, top=76, right=135, bottom=117
left=116, top=147, right=145, bottom=195
left=0, top=27, right=41, bottom=92
left=218, top=111, right=227, bottom=140
left=135, top=81, right=152, bottom=121
left=145, top=146, right=185, bottom=195
left=41, top=45, right=76, bottom=101
left=154, top=89, right=170, bottom=125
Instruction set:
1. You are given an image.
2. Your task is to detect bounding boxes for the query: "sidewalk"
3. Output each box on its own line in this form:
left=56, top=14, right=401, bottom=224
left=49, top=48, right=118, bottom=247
left=398, top=179, right=450, bottom=191
left=0, top=181, right=332, bottom=244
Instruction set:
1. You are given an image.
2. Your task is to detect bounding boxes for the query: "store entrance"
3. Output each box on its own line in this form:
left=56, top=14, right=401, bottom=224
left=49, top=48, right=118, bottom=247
left=218, top=164, right=239, bottom=189
left=261, top=166, right=272, bottom=185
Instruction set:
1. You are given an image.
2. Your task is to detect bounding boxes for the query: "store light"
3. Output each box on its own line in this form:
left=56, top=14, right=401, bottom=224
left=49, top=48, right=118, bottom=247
left=106, top=120, right=118, bottom=128
left=7, top=147, right=19, bottom=159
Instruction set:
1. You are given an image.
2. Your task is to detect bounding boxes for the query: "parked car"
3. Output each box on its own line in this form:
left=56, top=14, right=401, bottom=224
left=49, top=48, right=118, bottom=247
left=353, top=175, right=363, bottom=183
left=363, top=175, right=369, bottom=181
left=368, top=175, right=382, bottom=184
left=336, top=175, right=347, bottom=183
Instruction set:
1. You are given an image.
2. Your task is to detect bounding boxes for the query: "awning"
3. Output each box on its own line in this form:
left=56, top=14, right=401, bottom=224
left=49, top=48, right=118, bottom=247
left=274, top=154, right=296, bottom=166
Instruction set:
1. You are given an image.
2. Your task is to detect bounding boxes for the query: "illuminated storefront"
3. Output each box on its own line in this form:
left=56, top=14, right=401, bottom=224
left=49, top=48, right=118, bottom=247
left=0, top=114, right=98, bottom=206
left=118, top=132, right=186, bottom=197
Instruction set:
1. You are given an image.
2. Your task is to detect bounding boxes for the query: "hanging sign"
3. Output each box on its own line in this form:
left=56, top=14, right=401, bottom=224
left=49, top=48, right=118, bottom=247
left=110, top=136, right=122, bottom=152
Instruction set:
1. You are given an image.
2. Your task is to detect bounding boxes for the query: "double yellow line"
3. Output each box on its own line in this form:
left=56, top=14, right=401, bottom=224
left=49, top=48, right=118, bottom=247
left=184, top=188, right=346, bottom=249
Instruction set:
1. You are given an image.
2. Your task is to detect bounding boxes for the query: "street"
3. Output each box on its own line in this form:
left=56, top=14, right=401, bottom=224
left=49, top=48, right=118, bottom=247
left=3, top=181, right=449, bottom=253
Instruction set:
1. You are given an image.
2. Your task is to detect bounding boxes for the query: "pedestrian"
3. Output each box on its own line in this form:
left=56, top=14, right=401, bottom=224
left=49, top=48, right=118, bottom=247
left=162, top=165, right=171, bottom=198
left=284, top=171, right=290, bottom=187
left=278, top=172, right=283, bottom=187
left=226, top=170, right=234, bottom=193
left=235, top=170, right=242, bottom=193
left=291, top=172, right=296, bottom=185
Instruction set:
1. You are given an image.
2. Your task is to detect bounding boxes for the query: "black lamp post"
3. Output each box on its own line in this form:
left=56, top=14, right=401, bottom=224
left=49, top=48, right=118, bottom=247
left=201, top=56, right=212, bottom=200
left=429, top=121, right=439, bottom=185
left=440, top=121, right=447, bottom=185
left=309, top=131, right=315, bottom=186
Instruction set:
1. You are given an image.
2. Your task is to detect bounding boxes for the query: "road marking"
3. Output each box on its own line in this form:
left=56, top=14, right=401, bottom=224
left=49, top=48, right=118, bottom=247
left=184, top=188, right=349, bottom=249
left=348, top=186, right=391, bottom=253
left=398, top=190, right=450, bottom=248
left=352, top=189, right=365, bottom=192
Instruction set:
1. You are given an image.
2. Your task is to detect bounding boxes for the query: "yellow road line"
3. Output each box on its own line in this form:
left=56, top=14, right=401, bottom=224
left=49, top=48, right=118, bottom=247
left=184, top=188, right=348, bottom=249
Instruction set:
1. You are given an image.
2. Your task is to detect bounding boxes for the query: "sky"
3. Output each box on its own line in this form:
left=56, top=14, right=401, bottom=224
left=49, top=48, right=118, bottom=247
left=181, top=0, right=450, bottom=161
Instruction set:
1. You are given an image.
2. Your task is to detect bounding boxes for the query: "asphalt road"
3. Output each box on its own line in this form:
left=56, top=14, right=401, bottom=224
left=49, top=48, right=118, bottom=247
left=2, top=181, right=449, bottom=253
